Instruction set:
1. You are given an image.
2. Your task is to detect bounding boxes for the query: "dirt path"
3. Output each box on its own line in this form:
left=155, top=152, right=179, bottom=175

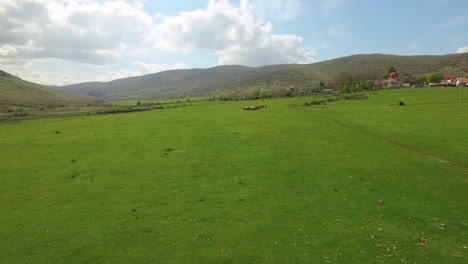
left=326, top=116, right=468, bottom=170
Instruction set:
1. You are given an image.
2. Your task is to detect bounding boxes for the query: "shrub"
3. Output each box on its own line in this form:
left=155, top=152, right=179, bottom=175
left=399, top=101, right=405, bottom=106
left=427, top=72, right=443, bottom=84
left=251, top=90, right=261, bottom=99
left=344, top=94, right=368, bottom=100
left=260, top=90, right=272, bottom=98
left=310, top=100, right=326, bottom=105
left=13, top=111, right=30, bottom=117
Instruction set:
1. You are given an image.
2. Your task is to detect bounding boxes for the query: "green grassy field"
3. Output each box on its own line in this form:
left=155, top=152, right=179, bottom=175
left=0, top=87, right=467, bottom=263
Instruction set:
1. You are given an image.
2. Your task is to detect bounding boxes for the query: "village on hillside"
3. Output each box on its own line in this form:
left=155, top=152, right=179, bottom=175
left=385, top=71, right=468, bottom=88
left=280, top=67, right=468, bottom=100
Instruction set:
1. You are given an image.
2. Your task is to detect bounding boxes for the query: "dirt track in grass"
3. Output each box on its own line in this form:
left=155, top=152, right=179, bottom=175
left=327, top=117, right=468, bottom=171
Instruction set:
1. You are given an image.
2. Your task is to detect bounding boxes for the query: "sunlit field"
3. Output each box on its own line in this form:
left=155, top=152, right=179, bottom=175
left=1, top=87, right=467, bottom=263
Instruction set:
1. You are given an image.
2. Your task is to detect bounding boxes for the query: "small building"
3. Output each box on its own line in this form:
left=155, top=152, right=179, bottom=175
left=388, top=72, right=399, bottom=81
left=456, top=78, right=468, bottom=87
left=444, top=75, right=456, bottom=80
left=286, top=85, right=296, bottom=91
left=443, top=75, right=458, bottom=86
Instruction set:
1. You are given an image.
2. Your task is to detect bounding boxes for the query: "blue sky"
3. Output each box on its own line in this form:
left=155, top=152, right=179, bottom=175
left=140, top=0, right=468, bottom=62
left=0, top=0, right=467, bottom=85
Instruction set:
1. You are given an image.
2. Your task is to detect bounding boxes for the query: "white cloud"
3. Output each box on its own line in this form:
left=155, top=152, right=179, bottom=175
left=132, top=61, right=188, bottom=74
left=0, top=0, right=317, bottom=85
left=250, top=0, right=303, bottom=21
left=25, top=70, right=83, bottom=86
left=148, top=0, right=316, bottom=66
left=94, top=69, right=141, bottom=83
left=456, top=46, right=468, bottom=53
left=0, top=0, right=154, bottom=65
left=0, top=45, right=17, bottom=57
left=3, top=59, right=189, bottom=86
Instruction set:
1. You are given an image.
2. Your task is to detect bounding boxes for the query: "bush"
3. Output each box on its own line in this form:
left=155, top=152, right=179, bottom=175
left=427, top=72, right=443, bottom=84
left=344, top=94, right=368, bottom=100
left=251, top=90, right=260, bottom=99
left=12, top=111, right=30, bottom=117
left=310, top=100, right=326, bottom=105
left=260, top=90, right=272, bottom=98
left=399, top=101, right=405, bottom=106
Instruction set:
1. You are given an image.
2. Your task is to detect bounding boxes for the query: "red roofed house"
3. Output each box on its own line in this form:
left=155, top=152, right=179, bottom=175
left=444, top=75, right=456, bottom=79
left=286, top=85, right=296, bottom=91
left=388, top=72, right=399, bottom=81
left=456, top=78, right=468, bottom=87
left=442, top=75, right=458, bottom=86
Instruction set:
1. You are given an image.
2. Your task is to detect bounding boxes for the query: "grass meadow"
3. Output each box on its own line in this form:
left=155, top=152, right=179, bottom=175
left=0, top=87, right=467, bottom=263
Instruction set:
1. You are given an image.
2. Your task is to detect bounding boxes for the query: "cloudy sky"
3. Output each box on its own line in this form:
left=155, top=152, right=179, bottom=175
left=0, top=0, right=467, bottom=86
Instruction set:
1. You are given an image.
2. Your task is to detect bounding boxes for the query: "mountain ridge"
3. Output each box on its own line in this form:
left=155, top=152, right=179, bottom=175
left=0, top=70, right=102, bottom=107
left=49, top=52, right=468, bottom=100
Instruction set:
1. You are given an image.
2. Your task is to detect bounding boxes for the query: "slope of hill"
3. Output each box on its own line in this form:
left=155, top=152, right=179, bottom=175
left=308, top=53, right=468, bottom=77
left=55, top=53, right=468, bottom=100
left=0, top=70, right=101, bottom=107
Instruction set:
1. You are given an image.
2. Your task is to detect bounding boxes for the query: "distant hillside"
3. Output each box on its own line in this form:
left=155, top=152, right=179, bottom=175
left=308, top=53, right=468, bottom=77
left=55, top=53, right=468, bottom=100
left=0, top=70, right=101, bottom=107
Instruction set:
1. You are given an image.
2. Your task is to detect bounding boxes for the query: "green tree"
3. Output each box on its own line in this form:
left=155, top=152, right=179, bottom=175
left=352, top=83, right=363, bottom=93
left=382, top=73, right=389, bottom=79
left=346, top=75, right=359, bottom=88
left=260, top=90, right=272, bottom=98
left=364, top=80, right=375, bottom=90
left=315, top=81, right=327, bottom=92
left=136, top=101, right=141, bottom=106
left=340, top=85, right=350, bottom=93
left=416, top=75, right=427, bottom=85
left=251, top=90, right=260, bottom=99
left=402, top=75, right=415, bottom=84
left=387, top=66, right=397, bottom=74
left=427, top=72, right=444, bottom=83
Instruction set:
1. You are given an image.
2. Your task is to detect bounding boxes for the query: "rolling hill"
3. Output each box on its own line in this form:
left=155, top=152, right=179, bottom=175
left=54, top=53, right=468, bottom=101
left=0, top=70, right=101, bottom=107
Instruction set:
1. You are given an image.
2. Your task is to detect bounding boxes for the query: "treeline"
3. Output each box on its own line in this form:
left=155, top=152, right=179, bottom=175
left=327, top=66, right=461, bottom=92
left=208, top=81, right=335, bottom=101
left=0, top=101, right=196, bottom=121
